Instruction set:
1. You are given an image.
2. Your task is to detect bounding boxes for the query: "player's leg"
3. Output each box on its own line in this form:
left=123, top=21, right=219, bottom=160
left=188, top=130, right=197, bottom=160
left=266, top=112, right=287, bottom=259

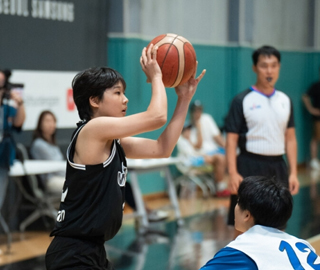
left=269, top=158, right=289, bottom=189
left=207, top=154, right=229, bottom=196
left=227, top=152, right=273, bottom=238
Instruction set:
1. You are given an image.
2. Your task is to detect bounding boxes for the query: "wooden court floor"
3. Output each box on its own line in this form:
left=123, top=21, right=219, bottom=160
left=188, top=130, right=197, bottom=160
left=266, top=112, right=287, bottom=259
left=0, top=166, right=320, bottom=269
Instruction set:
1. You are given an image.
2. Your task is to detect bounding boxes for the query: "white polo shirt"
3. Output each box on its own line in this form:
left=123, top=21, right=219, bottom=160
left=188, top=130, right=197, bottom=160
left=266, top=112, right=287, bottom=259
left=225, top=87, right=294, bottom=156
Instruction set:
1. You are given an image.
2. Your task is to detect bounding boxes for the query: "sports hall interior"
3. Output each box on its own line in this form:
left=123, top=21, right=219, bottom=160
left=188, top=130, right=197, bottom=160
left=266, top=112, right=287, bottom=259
left=1, top=0, right=320, bottom=269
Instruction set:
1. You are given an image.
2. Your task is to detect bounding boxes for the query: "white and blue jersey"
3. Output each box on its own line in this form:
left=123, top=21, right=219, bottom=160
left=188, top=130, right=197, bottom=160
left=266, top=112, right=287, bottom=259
left=200, top=225, right=320, bottom=270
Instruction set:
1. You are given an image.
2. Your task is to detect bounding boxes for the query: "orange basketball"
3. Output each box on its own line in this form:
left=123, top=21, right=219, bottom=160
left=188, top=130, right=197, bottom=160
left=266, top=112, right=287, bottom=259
left=147, top=33, right=197, bottom=88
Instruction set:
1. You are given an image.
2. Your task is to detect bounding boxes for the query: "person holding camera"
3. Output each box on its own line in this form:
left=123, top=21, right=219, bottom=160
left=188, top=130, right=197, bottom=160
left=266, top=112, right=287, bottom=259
left=0, top=69, right=25, bottom=240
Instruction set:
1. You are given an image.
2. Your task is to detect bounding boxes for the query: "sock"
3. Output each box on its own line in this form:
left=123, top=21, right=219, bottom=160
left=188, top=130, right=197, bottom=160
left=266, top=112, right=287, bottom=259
left=217, top=181, right=227, bottom=191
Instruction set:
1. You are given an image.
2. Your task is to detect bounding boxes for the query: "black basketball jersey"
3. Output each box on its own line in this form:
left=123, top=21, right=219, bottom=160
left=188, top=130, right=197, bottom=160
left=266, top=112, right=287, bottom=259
left=50, top=123, right=127, bottom=244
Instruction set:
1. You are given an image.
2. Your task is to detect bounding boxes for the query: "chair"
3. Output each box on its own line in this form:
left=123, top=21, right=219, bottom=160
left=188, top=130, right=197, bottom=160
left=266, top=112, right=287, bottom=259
left=175, top=159, right=216, bottom=198
left=15, top=143, right=59, bottom=232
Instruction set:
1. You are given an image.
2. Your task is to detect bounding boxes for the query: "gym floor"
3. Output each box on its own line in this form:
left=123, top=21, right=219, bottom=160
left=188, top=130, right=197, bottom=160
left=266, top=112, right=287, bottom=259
left=1, top=166, right=320, bottom=270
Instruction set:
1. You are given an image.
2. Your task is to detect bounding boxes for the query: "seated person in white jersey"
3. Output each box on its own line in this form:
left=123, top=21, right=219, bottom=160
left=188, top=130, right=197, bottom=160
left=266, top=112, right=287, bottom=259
left=200, top=176, right=320, bottom=270
left=181, top=100, right=229, bottom=197
left=177, top=122, right=229, bottom=197
left=45, top=45, right=206, bottom=270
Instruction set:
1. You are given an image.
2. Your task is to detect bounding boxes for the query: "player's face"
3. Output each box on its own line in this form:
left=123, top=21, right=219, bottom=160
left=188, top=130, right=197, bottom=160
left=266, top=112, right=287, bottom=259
left=253, top=55, right=280, bottom=87
left=41, top=113, right=56, bottom=137
left=99, top=81, right=128, bottom=117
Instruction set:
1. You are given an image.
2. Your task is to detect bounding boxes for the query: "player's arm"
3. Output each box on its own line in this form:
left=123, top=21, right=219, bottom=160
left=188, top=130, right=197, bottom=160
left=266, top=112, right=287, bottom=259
left=226, top=132, right=243, bottom=194
left=302, top=94, right=320, bottom=116
left=84, top=45, right=167, bottom=141
left=121, top=66, right=206, bottom=159
left=285, top=127, right=299, bottom=195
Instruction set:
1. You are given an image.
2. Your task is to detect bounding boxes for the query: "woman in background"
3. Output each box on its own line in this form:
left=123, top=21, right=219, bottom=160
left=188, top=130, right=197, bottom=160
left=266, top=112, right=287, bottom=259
left=30, top=110, right=65, bottom=193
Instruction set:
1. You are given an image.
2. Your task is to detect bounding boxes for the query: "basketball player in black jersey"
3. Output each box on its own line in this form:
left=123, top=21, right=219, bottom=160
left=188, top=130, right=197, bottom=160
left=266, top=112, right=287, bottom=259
left=45, top=44, right=206, bottom=270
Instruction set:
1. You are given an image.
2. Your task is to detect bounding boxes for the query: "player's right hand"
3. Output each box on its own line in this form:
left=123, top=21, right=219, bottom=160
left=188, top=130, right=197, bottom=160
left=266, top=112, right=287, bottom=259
left=228, top=172, right=243, bottom=194
left=140, top=44, right=162, bottom=83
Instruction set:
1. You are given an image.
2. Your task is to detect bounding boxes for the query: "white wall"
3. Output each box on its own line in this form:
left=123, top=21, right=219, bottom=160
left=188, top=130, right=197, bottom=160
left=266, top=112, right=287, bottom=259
left=252, top=0, right=310, bottom=50
left=115, top=0, right=317, bottom=51
left=122, top=0, right=229, bottom=45
left=315, top=0, right=320, bottom=49
left=10, top=70, right=79, bottom=130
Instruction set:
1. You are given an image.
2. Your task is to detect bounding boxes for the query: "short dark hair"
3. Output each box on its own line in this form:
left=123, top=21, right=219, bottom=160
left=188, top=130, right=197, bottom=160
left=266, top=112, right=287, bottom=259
left=252, top=45, right=281, bottom=66
left=0, top=69, right=11, bottom=89
left=72, top=67, right=126, bottom=121
left=237, top=176, right=293, bottom=230
left=190, top=100, right=203, bottom=112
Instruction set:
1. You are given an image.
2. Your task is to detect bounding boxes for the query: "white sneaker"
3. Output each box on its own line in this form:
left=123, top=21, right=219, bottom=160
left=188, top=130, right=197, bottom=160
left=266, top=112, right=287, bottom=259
left=147, top=210, right=169, bottom=222
left=310, top=159, right=320, bottom=170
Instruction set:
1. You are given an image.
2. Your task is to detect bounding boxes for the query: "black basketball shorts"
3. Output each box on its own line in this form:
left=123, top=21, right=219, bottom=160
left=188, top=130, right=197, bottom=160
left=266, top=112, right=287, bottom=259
left=45, top=236, right=114, bottom=270
left=227, top=151, right=289, bottom=226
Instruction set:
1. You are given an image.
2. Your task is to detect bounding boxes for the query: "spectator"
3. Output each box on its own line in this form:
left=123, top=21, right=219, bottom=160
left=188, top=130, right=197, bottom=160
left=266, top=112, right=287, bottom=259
left=200, top=176, right=319, bottom=270
left=302, top=66, right=320, bottom=170
left=30, top=110, right=65, bottom=193
left=0, top=69, right=25, bottom=247
left=188, top=100, right=229, bottom=197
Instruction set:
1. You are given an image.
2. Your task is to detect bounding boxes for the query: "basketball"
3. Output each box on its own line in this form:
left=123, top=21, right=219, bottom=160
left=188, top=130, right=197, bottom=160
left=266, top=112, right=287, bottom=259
left=147, top=33, right=197, bottom=88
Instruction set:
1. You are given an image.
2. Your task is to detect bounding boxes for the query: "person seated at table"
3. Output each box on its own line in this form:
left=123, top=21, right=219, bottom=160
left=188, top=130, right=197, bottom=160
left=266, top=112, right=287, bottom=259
left=199, top=176, right=320, bottom=270
left=177, top=122, right=229, bottom=197
left=31, top=110, right=168, bottom=222
left=30, top=110, right=65, bottom=193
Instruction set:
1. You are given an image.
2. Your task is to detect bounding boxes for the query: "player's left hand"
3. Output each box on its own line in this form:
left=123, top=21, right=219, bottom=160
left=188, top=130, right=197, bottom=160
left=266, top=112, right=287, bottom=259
left=289, top=174, right=299, bottom=195
left=175, top=62, right=206, bottom=100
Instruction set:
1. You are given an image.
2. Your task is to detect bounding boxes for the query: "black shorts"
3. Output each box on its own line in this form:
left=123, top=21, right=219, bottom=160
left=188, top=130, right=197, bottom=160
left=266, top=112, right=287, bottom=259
left=45, top=236, right=114, bottom=270
left=227, top=151, right=289, bottom=226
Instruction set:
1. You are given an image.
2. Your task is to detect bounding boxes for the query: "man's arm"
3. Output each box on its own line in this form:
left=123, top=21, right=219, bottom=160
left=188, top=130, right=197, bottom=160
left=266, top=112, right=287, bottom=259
left=214, top=134, right=225, bottom=148
left=193, top=120, right=203, bottom=149
left=226, top=132, right=243, bottom=194
left=285, top=127, right=299, bottom=195
left=302, top=94, right=320, bottom=116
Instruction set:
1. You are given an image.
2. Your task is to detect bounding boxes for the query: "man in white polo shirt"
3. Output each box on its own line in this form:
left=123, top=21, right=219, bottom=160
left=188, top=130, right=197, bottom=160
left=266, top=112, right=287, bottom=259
left=225, top=45, right=299, bottom=234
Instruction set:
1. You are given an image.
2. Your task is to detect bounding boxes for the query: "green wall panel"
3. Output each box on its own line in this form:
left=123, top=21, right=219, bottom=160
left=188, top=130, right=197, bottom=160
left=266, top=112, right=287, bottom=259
left=107, top=37, right=320, bottom=193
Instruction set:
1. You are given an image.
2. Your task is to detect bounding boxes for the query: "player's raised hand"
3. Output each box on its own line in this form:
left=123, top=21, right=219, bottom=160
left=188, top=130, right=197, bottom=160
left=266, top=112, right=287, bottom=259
left=140, top=44, right=162, bottom=83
